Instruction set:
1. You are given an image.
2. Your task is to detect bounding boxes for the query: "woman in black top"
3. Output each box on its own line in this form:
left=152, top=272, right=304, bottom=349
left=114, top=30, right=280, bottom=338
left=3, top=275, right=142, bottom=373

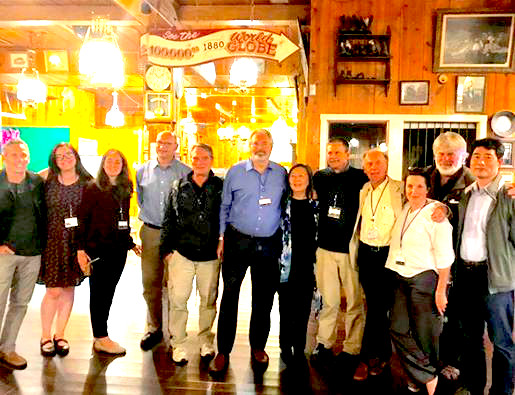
left=77, top=149, right=141, bottom=355
left=279, top=164, right=318, bottom=365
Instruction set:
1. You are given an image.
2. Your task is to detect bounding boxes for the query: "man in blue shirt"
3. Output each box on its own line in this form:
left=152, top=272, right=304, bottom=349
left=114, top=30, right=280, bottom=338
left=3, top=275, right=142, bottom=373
left=209, top=129, right=287, bottom=375
left=136, top=131, right=190, bottom=351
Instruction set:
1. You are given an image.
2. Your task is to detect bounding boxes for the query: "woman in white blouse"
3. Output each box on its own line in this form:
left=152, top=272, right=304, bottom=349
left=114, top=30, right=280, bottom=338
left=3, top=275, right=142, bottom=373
left=385, top=168, right=454, bottom=395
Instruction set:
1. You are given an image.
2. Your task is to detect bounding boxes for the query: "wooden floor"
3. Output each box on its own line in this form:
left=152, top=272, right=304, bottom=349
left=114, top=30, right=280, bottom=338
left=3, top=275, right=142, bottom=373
left=0, top=251, right=483, bottom=394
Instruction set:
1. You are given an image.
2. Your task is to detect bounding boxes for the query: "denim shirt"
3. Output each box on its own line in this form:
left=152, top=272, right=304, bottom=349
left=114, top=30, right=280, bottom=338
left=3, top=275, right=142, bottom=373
left=220, top=159, right=287, bottom=237
left=136, top=159, right=191, bottom=227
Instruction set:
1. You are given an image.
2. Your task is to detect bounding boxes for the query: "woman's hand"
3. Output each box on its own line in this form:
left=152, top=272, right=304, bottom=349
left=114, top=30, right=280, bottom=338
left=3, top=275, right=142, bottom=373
left=132, top=245, right=142, bottom=257
left=77, top=250, right=90, bottom=275
left=435, top=291, right=448, bottom=315
left=431, top=204, right=449, bottom=223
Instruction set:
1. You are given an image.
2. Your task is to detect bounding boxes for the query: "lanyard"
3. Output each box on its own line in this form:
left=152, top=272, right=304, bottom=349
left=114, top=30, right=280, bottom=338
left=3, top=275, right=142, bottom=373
left=370, top=179, right=389, bottom=221
left=400, top=200, right=428, bottom=248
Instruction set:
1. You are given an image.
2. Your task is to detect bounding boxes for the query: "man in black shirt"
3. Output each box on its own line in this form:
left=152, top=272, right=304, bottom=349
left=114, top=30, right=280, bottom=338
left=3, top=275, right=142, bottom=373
left=0, top=139, right=45, bottom=370
left=311, top=137, right=368, bottom=370
left=160, top=143, right=223, bottom=365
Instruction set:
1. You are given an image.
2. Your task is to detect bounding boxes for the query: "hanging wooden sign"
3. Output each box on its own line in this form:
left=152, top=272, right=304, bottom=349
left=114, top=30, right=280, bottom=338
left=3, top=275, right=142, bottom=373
left=140, top=29, right=299, bottom=67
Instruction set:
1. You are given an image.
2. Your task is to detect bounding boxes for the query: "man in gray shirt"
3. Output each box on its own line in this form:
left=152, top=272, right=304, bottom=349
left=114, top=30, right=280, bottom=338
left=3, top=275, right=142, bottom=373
left=136, top=131, right=190, bottom=351
left=0, top=139, right=45, bottom=369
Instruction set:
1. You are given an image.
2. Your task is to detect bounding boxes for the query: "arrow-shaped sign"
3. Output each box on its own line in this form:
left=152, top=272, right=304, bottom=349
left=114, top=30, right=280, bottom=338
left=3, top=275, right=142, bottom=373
left=141, top=29, right=299, bottom=67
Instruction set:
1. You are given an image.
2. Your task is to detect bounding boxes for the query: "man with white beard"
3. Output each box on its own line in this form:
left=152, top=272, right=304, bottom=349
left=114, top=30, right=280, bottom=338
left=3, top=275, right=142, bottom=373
left=424, top=132, right=474, bottom=383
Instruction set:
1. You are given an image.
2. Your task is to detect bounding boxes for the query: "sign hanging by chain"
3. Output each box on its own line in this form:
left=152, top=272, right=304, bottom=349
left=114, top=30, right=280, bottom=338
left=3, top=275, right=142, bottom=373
left=140, top=29, right=299, bottom=67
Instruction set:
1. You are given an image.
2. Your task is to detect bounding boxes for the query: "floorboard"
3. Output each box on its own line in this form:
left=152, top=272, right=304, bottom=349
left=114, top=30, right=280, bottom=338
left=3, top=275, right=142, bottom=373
left=0, top=250, right=488, bottom=394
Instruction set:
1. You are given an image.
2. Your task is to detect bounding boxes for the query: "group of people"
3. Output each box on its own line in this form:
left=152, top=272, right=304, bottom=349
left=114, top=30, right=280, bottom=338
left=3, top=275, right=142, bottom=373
left=0, top=129, right=513, bottom=395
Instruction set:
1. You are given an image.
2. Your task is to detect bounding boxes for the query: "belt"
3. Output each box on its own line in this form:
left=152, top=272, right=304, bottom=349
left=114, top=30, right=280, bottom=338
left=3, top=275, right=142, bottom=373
left=227, top=224, right=277, bottom=241
left=144, top=222, right=162, bottom=230
left=461, top=259, right=487, bottom=268
left=359, top=241, right=389, bottom=253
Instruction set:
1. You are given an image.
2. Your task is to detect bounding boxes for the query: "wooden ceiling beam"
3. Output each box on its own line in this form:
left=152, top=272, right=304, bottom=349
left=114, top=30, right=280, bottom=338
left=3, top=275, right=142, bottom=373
left=113, top=0, right=151, bottom=26
left=0, top=6, right=142, bottom=26
left=177, top=4, right=309, bottom=27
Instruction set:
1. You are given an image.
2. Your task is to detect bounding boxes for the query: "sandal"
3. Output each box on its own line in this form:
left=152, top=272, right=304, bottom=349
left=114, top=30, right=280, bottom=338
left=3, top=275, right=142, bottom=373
left=53, top=337, right=70, bottom=357
left=40, top=339, right=56, bottom=357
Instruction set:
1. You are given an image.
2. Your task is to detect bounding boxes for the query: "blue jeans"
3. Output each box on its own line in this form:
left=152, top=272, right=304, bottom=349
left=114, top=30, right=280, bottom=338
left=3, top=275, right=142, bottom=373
left=454, top=263, right=515, bottom=395
left=0, top=255, right=41, bottom=353
left=485, top=290, right=514, bottom=395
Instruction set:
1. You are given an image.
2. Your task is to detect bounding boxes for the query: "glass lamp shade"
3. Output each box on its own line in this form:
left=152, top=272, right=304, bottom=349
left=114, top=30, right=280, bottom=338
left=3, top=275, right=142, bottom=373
left=17, top=69, right=47, bottom=104
left=229, top=58, right=258, bottom=88
left=79, top=38, right=124, bottom=88
left=105, top=92, right=125, bottom=127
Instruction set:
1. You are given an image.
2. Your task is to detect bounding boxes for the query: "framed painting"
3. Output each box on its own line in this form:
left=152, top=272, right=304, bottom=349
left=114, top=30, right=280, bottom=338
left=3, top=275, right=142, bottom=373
left=399, top=81, right=430, bottom=105
left=455, top=76, right=486, bottom=113
left=433, top=9, right=515, bottom=73
left=501, top=142, right=513, bottom=168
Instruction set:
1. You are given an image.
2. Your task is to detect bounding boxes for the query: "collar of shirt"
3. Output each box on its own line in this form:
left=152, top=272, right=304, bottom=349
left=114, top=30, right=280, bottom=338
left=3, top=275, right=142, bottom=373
left=469, top=173, right=503, bottom=200
left=327, top=161, right=350, bottom=174
left=151, top=158, right=176, bottom=170
left=245, top=158, right=272, bottom=173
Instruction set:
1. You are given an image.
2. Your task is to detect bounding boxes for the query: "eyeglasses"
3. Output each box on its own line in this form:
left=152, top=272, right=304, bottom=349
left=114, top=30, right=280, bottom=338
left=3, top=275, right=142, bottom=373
left=55, top=152, right=75, bottom=161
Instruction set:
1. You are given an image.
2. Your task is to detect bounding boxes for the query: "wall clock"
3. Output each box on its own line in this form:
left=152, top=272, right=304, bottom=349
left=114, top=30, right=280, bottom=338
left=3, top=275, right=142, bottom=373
left=145, top=65, right=172, bottom=92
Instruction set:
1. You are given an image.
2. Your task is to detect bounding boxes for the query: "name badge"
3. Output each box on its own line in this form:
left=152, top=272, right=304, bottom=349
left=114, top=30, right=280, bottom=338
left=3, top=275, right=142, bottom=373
left=118, top=220, right=128, bottom=230
left=64, top=217, right=78, bottom=228
left=328, top=206, right=341, bottom=219
left=259, top=198, right=272, bottom=206
left=395, top=254, right=405, bottom=265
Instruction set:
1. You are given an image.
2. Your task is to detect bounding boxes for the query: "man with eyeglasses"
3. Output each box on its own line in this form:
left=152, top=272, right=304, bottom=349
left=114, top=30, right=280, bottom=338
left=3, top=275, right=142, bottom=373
left=136, top=130, right=190, bottom=351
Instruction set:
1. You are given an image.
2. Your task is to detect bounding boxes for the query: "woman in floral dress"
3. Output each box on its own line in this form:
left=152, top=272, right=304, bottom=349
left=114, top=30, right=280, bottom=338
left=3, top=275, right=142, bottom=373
left=39, top=143, right=92, bottom=357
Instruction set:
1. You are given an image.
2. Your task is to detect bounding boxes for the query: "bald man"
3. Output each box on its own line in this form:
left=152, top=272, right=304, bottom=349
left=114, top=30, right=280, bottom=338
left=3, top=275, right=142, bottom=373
left=136, top=131, right=190, bottom=351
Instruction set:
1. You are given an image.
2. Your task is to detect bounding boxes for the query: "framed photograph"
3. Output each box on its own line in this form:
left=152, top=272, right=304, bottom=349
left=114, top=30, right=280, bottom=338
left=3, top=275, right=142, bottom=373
left=455, top=76, right=486, bottom=113
left=433, top=9, right=515, bottom=73
left=399, top=81, right=430, bottom=105
left=501, top=142, right=513, bottom=168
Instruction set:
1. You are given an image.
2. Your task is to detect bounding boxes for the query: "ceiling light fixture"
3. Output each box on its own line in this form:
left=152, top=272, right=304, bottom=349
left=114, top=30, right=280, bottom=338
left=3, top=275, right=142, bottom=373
left=16, top=67, right=47, bottom=105
left=79, top=17, right=124, bottom=88
left=230, top=58, right=258, bottom=90
left=105, top=91, right=124, bottom=127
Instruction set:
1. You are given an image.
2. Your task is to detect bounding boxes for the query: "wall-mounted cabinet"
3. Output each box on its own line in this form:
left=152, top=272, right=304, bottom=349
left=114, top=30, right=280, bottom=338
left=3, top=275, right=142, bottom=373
left=334, top=26, right=391, bottom=96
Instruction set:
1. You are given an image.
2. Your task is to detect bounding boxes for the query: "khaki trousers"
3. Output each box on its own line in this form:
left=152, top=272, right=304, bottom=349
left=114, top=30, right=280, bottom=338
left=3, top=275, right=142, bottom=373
left=167, top=251, right=220, bottom=348
left=315, top=247, right=365, bottom=355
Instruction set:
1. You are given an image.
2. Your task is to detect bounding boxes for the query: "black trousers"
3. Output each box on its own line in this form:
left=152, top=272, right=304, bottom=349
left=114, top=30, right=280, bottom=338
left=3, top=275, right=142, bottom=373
left=89, top=248, right=127, bottom=338
left=216, top=225, right=281, bottom=354
left=390, top=270, right=442, bottom=385
left=278, top=275, right=314, bottom=357
left=357, top=241, right=392, bottom=362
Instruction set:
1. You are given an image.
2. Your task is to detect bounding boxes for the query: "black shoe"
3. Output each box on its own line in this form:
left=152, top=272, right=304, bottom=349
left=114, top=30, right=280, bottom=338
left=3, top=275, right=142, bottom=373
left=209, top=353, right=229, bottom=376
left=280, top=348, right=293, bottom=365
left=140, top=330, right=162, bottom=351
left=310, top=344, right=333, bottom=368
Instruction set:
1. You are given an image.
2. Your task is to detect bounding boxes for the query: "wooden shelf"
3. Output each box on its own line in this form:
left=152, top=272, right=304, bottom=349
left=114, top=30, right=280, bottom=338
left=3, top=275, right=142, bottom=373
left=334, top=25, right=391, bottom=97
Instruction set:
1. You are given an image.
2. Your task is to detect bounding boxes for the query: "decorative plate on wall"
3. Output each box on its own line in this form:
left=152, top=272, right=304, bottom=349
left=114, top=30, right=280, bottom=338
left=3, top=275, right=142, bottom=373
left=491, top=110, right=515, bottom=138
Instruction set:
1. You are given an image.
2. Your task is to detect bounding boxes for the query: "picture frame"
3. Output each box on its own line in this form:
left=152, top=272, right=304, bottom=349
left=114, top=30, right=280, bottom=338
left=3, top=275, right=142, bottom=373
left=455, top=75, right=486, bottom=113
left=501, top=141, right=513, bottom=168
left=145, top=92, right=172, bottom=121
left=433, top=9, right=515, bottom=73
left=399, top=81, right=430, bottom=105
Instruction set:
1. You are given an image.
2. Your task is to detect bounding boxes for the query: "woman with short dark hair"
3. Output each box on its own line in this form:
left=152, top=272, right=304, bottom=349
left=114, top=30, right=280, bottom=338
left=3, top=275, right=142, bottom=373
left=77, top=149, right=141, bottom=355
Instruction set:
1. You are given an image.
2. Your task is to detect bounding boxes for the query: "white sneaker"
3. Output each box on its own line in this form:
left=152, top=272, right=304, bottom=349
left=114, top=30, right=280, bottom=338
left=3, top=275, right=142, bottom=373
left=200, top=343, right=215, bottom=358
left=171, top=347, right=188, bottom=364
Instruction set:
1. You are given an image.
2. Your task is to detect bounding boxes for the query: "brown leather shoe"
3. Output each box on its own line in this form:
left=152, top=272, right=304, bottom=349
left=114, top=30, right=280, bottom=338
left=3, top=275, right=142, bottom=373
left=0, top=351, right=27, bottom=370
left=209, top=353, right=229, bottom=376
left=353, top=361, right=369, bottom=381
left=251, top=349, right=269, bottom=365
